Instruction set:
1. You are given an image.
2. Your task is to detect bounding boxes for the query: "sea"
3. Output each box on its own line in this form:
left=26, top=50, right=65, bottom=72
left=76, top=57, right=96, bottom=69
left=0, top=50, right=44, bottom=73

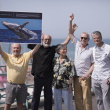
left=0, top=29, right=41, bottom=43
left=0, top=38, right=110, bottom=65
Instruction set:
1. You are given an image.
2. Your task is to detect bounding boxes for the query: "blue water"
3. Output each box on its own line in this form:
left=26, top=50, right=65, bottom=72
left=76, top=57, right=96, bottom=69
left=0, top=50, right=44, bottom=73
left=0, top=29, right=41, bottom=43
left=0, top=38, right=110, bottom=64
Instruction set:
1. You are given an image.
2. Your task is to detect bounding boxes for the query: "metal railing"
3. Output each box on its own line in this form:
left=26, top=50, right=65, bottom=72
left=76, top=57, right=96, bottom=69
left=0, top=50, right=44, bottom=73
left=0, top=64, right=44, bottom=109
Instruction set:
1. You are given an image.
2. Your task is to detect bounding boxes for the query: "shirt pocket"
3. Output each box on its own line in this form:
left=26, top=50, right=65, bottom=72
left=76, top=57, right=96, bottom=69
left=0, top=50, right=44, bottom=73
left=101, top=53, right=110, bottom=62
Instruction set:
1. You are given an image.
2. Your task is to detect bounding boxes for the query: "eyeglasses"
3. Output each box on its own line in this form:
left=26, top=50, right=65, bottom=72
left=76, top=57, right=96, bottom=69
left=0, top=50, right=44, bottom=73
left=81, top=37, right=88, bottom=40
left=44, top=39, right=51, bottom=41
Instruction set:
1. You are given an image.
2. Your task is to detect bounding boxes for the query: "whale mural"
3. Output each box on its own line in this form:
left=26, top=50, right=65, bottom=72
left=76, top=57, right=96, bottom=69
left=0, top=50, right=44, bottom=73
left=1, top=21, right=38, bottom=39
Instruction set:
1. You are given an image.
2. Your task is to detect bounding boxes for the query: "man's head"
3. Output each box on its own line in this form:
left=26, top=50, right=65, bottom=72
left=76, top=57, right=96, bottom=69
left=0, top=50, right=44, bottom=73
left=92, top=31, right=102, bottom=46
left=80, top=32, right=90, bottom=47
left=42, top=34, right=51, bottom=48
left=11, top=43, right=21, bottom=57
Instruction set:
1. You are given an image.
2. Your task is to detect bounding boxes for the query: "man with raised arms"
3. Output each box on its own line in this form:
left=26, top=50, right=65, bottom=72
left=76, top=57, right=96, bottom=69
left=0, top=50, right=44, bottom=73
left=68, top=14, right=94, bottom=110
left=0, top=43, right=40, bottom=110
left=28, top=32, right=78, bottom=110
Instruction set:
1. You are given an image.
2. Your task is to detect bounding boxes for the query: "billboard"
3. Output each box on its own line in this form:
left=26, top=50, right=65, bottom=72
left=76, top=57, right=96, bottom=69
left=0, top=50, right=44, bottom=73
left=0, top=11, right=42, bottom=44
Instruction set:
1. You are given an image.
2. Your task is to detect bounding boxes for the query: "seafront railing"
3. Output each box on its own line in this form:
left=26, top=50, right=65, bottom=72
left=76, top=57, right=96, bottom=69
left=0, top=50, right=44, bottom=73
left=0, top=64, right=44, bottom=109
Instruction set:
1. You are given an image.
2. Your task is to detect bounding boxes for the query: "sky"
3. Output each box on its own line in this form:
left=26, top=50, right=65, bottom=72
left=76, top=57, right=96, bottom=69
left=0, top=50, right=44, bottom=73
left=0, top=0, right=110, bottom=39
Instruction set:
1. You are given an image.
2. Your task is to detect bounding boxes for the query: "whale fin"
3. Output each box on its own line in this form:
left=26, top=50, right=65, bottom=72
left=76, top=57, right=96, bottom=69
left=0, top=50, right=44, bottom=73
left=19, top=22, right=29, bottom=29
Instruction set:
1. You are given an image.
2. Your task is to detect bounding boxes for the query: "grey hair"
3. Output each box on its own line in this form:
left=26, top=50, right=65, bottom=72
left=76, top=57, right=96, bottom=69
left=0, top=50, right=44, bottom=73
left=11, top=43, right=21, bottom=49
left=56, top=44, right=67, bottom=54
left=82, top=32, right=90, bottom=39
left=91, top=31, right=102, bottom=37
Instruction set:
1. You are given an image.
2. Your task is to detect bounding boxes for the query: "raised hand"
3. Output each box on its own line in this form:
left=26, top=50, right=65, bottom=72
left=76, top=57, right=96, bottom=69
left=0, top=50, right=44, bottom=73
left=72, top=23, right=78, bottom=33
left=69, top=13, right=74, bottom=22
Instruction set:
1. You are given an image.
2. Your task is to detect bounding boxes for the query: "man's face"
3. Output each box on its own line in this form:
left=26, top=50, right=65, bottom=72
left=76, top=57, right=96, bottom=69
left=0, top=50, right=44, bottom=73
left=11, top=43, right=21, bottom=57
left=92, top=34, right=102, bottom=45
left=80, top=33, right=89, bottom=46
left=42, top=35, right=51, bottom=48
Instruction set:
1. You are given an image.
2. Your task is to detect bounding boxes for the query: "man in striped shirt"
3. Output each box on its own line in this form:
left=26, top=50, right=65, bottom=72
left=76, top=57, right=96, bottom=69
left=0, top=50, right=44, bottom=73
left=68, top=14, right=94, bottom=110
left=92, top=31, right=110, bottom=110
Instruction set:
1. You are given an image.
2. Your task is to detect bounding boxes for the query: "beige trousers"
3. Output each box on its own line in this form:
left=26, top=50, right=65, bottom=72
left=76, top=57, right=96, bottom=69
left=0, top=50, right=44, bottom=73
left=74, top=76, right=92, bottom=110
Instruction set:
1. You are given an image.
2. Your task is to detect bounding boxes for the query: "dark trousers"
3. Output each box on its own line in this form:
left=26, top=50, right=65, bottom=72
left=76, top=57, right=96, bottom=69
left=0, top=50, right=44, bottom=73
left=32, top=76, right=53, bottom=110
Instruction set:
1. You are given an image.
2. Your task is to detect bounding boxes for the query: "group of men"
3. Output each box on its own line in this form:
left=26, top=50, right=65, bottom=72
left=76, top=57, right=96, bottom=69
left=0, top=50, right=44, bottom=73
left=68, top=14, right=110, bottom=110
left=0, top=13, right=110, bottom=110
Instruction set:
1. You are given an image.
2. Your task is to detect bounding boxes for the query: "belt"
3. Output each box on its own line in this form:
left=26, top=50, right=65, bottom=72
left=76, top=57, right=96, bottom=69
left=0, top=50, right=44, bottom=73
left=8, top=81, right=24, bottom=85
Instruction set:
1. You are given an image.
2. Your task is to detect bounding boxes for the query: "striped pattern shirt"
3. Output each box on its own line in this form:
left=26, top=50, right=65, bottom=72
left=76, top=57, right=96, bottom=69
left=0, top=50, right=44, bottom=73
left=72, top=37, right=93, bottom=76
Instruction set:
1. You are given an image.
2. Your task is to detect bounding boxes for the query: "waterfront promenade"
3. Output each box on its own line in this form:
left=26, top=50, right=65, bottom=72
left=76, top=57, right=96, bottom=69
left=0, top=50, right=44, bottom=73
left=0, top=74, right=98, bottom=110
left=38, top=96, right=98, bottom=110
left=0, top=95, right=98, bottom=110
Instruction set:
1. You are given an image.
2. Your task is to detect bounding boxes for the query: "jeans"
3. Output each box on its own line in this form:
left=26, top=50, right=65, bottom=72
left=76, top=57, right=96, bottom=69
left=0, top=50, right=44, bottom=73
left=52, top=88, right=74, bottom=110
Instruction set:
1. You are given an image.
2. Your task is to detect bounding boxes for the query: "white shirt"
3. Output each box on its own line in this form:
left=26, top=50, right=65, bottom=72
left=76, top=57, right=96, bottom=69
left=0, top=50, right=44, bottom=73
left=92, top=43, right=110, bottom=80
left=72, top=37, right=93, bottom=76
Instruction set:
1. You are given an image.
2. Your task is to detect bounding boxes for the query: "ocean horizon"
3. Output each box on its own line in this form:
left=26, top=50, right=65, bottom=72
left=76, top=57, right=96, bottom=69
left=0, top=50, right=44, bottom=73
left=0, top=38, right=110, bottom=65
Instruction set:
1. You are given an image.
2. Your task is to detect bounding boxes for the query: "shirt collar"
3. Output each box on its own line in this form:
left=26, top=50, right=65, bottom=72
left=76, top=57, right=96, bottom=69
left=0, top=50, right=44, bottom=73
left=95, top=43, right=105, bottom=49
left=80, top=43, right=90, bottom=49
left=12, top=54, right=21, bottom=58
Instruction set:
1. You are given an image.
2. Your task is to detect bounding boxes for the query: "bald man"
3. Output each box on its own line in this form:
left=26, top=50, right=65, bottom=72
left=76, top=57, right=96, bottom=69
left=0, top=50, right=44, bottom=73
left=0, top=43, right=40, bottom=110
left=28, top=33, right=76, bottom=110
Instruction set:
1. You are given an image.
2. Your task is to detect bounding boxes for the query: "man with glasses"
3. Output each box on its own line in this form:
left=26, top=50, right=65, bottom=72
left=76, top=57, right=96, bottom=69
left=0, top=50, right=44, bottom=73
left=91, top=31, right=110, bottom=110
left=68, top=14, right=94, bottom=110
left=27, top=33, right=76, bottom=110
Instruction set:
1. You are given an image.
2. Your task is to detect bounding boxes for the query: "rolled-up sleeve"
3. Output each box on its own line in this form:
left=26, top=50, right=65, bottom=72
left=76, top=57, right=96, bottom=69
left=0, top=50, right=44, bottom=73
left=71, top=37, right=80, bottom=47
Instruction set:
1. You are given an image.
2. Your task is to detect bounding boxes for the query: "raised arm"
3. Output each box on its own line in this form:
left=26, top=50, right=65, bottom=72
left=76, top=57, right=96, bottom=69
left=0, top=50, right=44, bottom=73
left=28, top=44, right=36, bottom=50
left=32, top=44, right=41, bottom=56
left=61, top=35, right=71, bottom=45
left=68, top=13, right=74, bottom=34
left=68, top=13, right=78, bottom=34
left=0, top=44, right=6, bottom=58
left=61, top=14, right=77, bottom=45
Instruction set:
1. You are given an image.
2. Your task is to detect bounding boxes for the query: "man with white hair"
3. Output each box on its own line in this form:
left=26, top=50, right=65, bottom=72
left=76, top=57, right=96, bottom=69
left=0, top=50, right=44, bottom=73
left=28, top=33, right=76, bottom=110
left=0, top=43, right=40, bottom=110
left=68, top=14, right=94, bottom=110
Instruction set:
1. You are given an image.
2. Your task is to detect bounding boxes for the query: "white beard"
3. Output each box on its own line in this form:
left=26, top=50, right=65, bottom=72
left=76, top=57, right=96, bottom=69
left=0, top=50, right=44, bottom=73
left=42, top=42, right=50, bottom=48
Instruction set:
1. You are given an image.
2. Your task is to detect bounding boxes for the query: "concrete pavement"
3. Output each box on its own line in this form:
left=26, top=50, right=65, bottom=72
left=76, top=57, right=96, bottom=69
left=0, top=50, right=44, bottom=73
left=35, top=96, right=98, bottom=110
left=0, top=95, right=98, bottom=110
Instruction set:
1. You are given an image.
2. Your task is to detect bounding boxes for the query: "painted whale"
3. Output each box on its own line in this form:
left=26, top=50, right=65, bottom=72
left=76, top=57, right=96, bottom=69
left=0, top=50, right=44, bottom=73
left=1, top=21, right=38, bottom=39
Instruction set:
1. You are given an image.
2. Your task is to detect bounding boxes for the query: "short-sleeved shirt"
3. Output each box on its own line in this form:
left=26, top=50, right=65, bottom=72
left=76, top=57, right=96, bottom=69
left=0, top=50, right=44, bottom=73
left=3, top=51, right=33, bottom=84
left=92, top=43, right=110, bottom=80
left=52, top=57, right=75, bottom=90
left=28, top=44, right=58, bottom=78
left=72, top=37, right=93, bottom=76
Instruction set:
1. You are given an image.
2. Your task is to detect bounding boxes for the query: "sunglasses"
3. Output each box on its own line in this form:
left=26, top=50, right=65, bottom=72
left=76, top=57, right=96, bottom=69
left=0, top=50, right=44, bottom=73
left=81, top=37, right=88, bottom=40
